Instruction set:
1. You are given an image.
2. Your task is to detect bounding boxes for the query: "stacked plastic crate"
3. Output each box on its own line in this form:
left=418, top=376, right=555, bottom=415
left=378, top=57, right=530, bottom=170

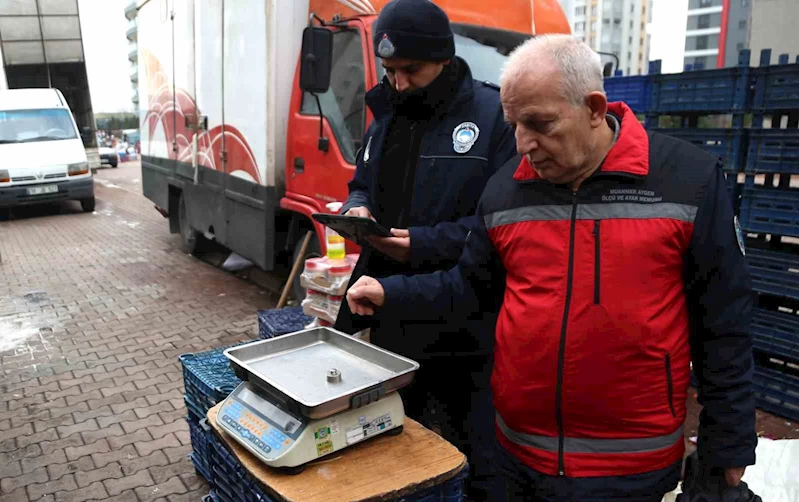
left=180, top=345, right=244, bottom=486
left=645, top=51, right=753, bottom=205
left=738, top=50, right=799, bottom=422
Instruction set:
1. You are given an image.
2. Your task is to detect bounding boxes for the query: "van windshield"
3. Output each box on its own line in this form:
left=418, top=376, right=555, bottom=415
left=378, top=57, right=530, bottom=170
left=0, top=109, right=78, bottom=144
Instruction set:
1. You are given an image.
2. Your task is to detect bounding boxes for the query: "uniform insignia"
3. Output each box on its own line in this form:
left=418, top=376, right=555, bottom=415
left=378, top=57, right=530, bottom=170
left=734, top=215, right=745, bottom=256
left=377, top=34, right=395, bottom=58
left=363, top=136, right=372, bottom=163
left=452, top=122, right=479, bottom=154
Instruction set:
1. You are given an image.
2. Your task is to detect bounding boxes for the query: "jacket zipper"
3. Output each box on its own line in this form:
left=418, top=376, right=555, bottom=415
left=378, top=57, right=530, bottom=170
left=556, top=190, right=579, bottom=476
left=397, top=121, right=421, bottom=227
left=594, top=220, right=601, bottom=305
left=665, top=353, right=676, bottom=418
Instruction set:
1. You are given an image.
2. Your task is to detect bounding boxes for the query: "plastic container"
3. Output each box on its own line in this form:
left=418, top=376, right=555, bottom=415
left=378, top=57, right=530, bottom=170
left=328, top=295, right=344, bottom=318
left=325, top=202, right=346, bottom=261
left=329, top=262, right=354, bottom=282
left=305, top=289, right=328, bottom=311
left=303, top=257, right=327, bottom=281
left=300, top=256, right=353, bottom=295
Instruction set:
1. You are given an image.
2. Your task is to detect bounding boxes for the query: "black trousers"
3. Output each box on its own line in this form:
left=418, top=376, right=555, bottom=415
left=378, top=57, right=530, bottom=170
left=497, top=444, right=682, bottom=502
left=399, top=355, right=501, bottom=502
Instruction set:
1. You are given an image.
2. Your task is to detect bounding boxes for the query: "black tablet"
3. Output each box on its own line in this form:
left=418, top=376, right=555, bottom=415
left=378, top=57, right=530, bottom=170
left=312, top=214, right=393, bottom=244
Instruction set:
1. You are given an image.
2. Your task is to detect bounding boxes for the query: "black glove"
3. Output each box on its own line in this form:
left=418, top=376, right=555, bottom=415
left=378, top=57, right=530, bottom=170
left=676, top=452, right=761, bottom=502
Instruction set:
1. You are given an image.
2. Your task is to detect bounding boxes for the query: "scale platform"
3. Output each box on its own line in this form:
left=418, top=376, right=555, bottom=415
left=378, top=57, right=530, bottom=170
left=216, top=327, right=419, bottom=469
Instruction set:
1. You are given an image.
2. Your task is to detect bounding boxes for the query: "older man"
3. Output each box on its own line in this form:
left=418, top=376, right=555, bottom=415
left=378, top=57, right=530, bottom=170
left=346, top=35, right=756, bottom=501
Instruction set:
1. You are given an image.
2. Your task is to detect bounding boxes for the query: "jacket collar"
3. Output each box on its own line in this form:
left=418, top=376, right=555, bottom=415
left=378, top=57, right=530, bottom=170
left=512, top=101, right=650, bottom=182
left=365, top=56, right=476, bottom=121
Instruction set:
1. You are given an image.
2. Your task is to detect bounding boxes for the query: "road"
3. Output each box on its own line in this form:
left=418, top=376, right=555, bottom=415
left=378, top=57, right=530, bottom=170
left=0, top=161, right=277, bottom=501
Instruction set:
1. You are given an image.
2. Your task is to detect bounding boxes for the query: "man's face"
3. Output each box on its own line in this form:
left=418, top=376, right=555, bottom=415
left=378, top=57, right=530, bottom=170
left=502, top=63, right=599, bottom=186
left=382, top=58, right=446, bottom=93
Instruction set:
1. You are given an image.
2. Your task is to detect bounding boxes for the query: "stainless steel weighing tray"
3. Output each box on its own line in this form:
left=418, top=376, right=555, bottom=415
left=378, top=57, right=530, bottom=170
left=224, top=327, right=419, bottom=419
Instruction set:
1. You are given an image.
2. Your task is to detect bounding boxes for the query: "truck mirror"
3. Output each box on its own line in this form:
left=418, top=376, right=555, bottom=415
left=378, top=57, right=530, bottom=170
left=299, top=27, right=333, bottom=93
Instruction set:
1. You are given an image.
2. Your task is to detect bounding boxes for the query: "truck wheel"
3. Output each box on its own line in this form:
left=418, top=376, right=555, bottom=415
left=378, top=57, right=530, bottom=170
left=178, top=192, right=202, bottom=254
left=291, top=232, right=321, bottom=302
left=0, top=208, right=10, bottom=221
left=81, top=197, right=96, bottom=213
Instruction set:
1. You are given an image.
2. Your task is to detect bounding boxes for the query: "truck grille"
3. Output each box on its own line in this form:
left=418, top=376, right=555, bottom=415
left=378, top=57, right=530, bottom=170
left=12, top=176, right=36, bottom=182
left=44, top=173, right=66, bottom=179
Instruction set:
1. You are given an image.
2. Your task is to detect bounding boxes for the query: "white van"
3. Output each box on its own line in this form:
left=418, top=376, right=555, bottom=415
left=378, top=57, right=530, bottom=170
left=0, top=88, right=94, bottom=218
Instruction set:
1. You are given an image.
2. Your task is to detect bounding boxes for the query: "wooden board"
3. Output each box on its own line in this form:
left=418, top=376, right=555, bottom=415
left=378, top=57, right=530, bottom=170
left=207, top=403, right=467, bottom=502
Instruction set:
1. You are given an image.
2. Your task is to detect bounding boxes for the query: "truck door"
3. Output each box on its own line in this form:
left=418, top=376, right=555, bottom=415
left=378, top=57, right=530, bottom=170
left=285, top=20, right=375, bottom=209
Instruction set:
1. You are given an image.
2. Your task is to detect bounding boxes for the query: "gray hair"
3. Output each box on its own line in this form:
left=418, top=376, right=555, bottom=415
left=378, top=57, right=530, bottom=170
left=501, top=34, right=605, bottom=106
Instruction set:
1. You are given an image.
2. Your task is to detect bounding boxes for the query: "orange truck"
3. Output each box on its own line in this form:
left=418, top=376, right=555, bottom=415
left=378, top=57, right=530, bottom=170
left=136, top=0, right=569, bottom=297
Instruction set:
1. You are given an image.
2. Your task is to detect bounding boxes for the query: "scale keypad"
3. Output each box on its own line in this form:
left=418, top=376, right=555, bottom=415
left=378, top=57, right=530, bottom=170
left=220, top=400, right=293, bottom=458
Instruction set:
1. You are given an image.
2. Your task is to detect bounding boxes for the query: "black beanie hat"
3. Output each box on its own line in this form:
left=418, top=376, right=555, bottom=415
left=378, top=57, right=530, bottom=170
left=373, top=0, right=455, bottom=62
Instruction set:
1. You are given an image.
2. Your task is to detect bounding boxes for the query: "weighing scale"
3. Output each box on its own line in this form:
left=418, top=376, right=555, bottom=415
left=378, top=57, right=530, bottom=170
left=217, top=327, right=419, bottom=470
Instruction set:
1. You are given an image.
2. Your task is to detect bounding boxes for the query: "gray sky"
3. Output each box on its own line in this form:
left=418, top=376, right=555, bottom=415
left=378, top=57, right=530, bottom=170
left=79, top=0, right=135, bottom=113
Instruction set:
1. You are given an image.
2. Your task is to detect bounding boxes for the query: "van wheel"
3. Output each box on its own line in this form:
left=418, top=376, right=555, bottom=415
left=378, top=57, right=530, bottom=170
left=110, top=159, right=118, bottom=168
left=178, top=192, right=203, bottom=254
left=81, top=197, right=95, bottom=213
left=291, top=232, right=321, bottom=302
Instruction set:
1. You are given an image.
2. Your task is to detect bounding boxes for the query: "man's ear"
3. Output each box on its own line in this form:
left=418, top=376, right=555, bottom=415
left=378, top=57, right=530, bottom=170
left=585, top=91, right=609, bottom=128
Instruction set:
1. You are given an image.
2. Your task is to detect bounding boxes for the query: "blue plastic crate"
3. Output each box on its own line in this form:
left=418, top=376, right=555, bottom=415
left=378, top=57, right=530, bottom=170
left=604, top=75, right=651, bottom=113
left=651, top=67, right=750, bottom=113
left=752, top=63, right=799, bottom=111
left=190, top=418, right=214, bottom=480
left=257, top=307, right=312, bottom=339
left=753, top=364, right=799, bottom=422
left=180, top=344, right=244, bottom=419
left=185, top=394, right=207, bottom=423
left=747, top=247, right=799, bottom=300
left=207, top=426, right=467, bottom=501
left=191, top=452, right=213, bottom=484
left=652, top=128, right=747, bottom=170
left=752, top=306, right=799, bottom=363
left=739, top=187, right=799, bottom=238
left=745, top=129, right=799, bottom=174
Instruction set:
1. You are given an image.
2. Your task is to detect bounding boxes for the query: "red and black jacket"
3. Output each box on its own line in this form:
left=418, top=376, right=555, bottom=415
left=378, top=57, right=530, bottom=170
left=379, top=102, right=757, bottom=477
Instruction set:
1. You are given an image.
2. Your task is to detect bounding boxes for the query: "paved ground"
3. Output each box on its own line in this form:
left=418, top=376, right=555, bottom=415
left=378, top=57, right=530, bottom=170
left=0, top=161, right=277, bottom=502
left=1, top=162, right=796, bottom=502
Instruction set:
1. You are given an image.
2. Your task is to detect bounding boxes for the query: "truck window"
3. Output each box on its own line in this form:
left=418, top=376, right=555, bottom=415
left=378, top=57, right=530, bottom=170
left=301, top=29, right=365, bottom=165
left=0, top=109, right=78, bottom=144
left=375, top=34, right=508, bottom=86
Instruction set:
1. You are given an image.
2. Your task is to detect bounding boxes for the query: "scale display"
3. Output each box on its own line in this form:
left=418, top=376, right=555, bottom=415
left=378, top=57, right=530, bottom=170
left=218, top=382, right=306, bottom=461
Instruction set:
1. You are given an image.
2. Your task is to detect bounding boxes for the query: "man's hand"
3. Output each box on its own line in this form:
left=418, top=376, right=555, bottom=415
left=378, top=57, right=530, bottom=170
left=724, top=467, right=746, bottom=488
left=343, top=206, right=374, bottom=220
left=346, top=276, right=385, bottom=316
left=367, top=229, right=410, bottom=263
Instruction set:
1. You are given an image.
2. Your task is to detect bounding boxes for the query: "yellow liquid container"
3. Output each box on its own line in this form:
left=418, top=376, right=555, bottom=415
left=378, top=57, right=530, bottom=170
left=325, top=202, right=346, bottom=261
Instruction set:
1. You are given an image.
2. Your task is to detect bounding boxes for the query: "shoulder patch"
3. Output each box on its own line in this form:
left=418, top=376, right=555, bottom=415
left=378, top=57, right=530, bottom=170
left=482, top=80, right=501, bottom=91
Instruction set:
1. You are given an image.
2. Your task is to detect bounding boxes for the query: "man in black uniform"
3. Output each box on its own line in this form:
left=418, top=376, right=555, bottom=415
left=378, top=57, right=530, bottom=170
left=334, top=0, right=517, bottom=499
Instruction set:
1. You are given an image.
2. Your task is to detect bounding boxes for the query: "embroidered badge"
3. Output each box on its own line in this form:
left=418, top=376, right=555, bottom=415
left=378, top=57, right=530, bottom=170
left=377, top=34, right=395, bottom=58
left=452, top=122, right=480, bottom=154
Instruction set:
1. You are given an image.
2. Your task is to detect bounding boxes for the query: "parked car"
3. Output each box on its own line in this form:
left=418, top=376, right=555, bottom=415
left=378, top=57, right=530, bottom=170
left=0, top=88, right=94, bottom=218
left=99, top=146, right=119, bottom=168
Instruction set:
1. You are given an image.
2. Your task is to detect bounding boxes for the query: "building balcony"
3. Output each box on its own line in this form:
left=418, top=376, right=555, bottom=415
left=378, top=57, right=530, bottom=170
left=129, top=48, right=137, bottom=63
left=125, top=2, right=138, bottom=20
left=127, top=20, right=137, bottom=41
left=684, top=48, right=720, bottom=58
left=130, top=66, right=138, bottom=83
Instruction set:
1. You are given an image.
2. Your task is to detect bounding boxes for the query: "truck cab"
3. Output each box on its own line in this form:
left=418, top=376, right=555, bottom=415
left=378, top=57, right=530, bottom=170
left=282, top=15, right=527, bottom=257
